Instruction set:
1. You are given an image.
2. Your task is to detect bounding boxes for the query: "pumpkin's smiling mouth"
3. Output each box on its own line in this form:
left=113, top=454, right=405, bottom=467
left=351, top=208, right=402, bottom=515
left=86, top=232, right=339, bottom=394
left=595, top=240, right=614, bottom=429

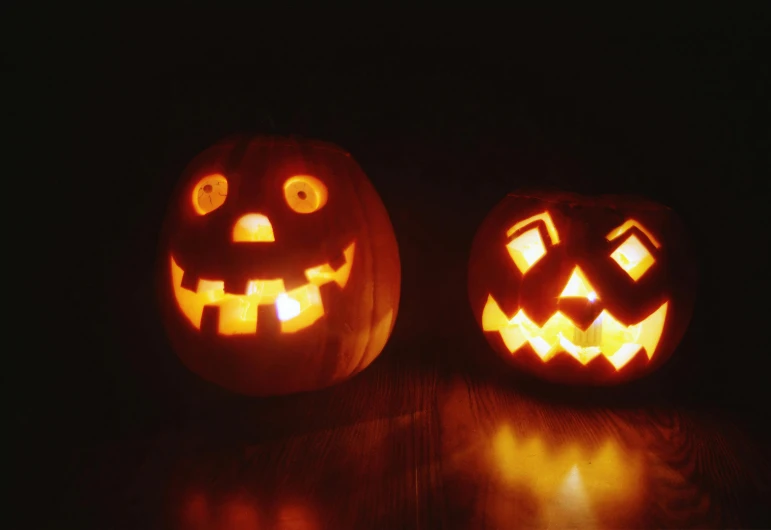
left=482, top=296, right=668, bottom=370
left=170, top=242, right=355, bottom=335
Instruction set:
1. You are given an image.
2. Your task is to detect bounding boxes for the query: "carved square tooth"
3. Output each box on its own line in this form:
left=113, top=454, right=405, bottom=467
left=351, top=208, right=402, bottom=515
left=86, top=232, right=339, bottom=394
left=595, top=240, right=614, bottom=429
left=283, top=271, right=309, bottom=292
left=200, top=305, right=220, bottom=336
left=224, top=278, right=249, bottom=295
left=257, top=304, right=281, bottom=334
left=180, top=269, right=199, bottom=291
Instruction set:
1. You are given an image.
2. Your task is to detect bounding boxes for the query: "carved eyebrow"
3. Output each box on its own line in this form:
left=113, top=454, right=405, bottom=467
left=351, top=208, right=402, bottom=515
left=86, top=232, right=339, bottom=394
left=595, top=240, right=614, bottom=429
left=606, top=219, right=661, bottom=248
left=506, top=211, right=561, bottom=245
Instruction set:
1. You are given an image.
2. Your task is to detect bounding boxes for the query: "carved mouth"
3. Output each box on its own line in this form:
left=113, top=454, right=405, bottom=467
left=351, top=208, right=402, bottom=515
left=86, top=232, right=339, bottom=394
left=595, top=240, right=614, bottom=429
left=170, top=242, right=355, bottom=335
left=482, top=296, right=668, bottom=370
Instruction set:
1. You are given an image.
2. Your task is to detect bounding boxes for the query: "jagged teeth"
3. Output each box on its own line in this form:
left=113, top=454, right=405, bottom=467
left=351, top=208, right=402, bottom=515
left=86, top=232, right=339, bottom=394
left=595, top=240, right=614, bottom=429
left=170, top=241, right=356, bottom=335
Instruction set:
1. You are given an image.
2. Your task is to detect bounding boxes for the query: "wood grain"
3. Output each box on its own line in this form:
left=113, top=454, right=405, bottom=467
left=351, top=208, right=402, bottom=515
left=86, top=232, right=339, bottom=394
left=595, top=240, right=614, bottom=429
left=436, top=375, right=771, bottom=529
left=62, top=354, right=770, bottom=529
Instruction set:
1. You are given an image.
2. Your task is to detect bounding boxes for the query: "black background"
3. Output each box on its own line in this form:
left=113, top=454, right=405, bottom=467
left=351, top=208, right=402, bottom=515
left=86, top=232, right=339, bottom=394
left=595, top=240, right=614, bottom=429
left=8, top=8, right=770, bottom=507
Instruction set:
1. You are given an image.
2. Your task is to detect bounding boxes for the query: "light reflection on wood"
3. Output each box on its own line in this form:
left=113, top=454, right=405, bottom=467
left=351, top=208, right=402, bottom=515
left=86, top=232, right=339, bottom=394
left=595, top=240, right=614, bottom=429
left=491, top=427, right=644, bottom=529
left=177, top=490, right=318, bottom=530
left=165, top=413, right=426, bottom=530
left=65, top=367, right=769, bottom=528
left=438, top=376, right=722, bottom=529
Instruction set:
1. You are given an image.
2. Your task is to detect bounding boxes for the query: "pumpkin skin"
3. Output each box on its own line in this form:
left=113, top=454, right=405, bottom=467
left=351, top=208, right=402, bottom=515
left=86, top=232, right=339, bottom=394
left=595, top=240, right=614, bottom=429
left=467, top=190, right=697, bottom=385
left=158, top=135, right=400, bottom=396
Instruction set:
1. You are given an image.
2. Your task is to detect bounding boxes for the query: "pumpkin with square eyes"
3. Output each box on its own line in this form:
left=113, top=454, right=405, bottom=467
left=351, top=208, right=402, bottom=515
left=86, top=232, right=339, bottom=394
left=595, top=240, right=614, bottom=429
left=467, top=190, right=697, bottom=385
left=158, top=135, right=401, bottom=396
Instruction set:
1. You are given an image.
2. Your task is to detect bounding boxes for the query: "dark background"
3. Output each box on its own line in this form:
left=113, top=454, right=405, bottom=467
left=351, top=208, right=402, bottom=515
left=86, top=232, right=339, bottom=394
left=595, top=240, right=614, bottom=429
left=8, top=8, right=770, bottom=516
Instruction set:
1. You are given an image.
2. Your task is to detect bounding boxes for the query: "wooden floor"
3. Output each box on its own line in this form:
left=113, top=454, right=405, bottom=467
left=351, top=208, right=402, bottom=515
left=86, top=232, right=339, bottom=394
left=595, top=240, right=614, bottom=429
left=64, top=347, right=771, bottom=530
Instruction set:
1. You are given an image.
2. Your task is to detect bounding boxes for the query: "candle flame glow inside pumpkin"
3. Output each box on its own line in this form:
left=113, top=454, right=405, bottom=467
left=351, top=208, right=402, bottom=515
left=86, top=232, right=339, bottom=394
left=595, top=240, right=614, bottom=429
left=171, top=173, right=356, bottom=335
left=481, top=211, right=668, bottom=370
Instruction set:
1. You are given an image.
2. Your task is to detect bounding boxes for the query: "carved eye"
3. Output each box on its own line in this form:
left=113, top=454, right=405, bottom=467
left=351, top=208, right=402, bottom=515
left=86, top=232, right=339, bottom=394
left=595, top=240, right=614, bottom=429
left=610, top=234, right=655, bottom=280
left=192, top=174, right=228, bottom=215
left=506, top=227, right=546, bottom=274
left=283, top=175, right=328, bottom=214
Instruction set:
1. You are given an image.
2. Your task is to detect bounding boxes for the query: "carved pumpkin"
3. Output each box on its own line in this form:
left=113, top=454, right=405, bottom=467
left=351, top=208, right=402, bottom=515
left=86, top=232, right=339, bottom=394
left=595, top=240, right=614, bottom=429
left=158, top=135, right=400, bottom=396
left=467, top=190, right=697, bottom=385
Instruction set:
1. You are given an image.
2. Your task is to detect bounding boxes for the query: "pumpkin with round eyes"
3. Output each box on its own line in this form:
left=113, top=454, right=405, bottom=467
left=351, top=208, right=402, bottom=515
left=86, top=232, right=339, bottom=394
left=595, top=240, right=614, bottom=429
left=467, top=190, right=697, bottom=385
left=158, top=135, right=401, bottom=396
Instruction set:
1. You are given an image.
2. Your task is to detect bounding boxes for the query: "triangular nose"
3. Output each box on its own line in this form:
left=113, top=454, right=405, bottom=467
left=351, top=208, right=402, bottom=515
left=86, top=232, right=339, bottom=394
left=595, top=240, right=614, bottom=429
left=559, top=266, right=598, bottom=301
left=558, top=266, right=601, bottom=330
left=232, top=213, right=275, bottom=242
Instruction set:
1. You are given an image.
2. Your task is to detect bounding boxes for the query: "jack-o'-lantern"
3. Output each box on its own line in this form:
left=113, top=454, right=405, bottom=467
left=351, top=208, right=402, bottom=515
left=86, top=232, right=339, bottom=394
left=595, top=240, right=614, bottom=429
left=467, top=190, right=697, bottom=385
left=158, top=135, right=400, bottom=396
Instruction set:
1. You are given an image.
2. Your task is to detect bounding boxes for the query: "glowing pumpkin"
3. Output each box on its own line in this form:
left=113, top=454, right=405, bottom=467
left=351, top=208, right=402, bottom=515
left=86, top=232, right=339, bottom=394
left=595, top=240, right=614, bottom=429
left=158, top=135, right=400, bottom=396
left=467, top=190, right=697, bottom=385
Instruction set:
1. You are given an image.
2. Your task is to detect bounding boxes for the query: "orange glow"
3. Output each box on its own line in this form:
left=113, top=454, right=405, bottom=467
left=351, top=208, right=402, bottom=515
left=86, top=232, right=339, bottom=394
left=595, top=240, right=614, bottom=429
left=482, top=295, right=668, bottom=369
left=610, top=234, right=655, bottom=281
left=219, top=499, right=261, bottom=530
left=192, top=174, right=228, bottom=215
left=181, top=492, right=210, bottom=527
left=606, top=219, right=661, bottom=248
left=492, top=426, right=643, bottom=525
left=275, top=503, right=320, bottom=530
left=232, top=213, right=276, bottom=243
left=283, top=175, right=328, bottom=214
left=506, top=227, right=547, bottom=274
left=176, top=493, right=320, bottom=530
left=304, top=242, right=355, bottom=288
left=559, top=266, right=598, bottom=300
left=170, top=242, right=355, bottom=335
left=506, top=211, right=560, bottom=245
